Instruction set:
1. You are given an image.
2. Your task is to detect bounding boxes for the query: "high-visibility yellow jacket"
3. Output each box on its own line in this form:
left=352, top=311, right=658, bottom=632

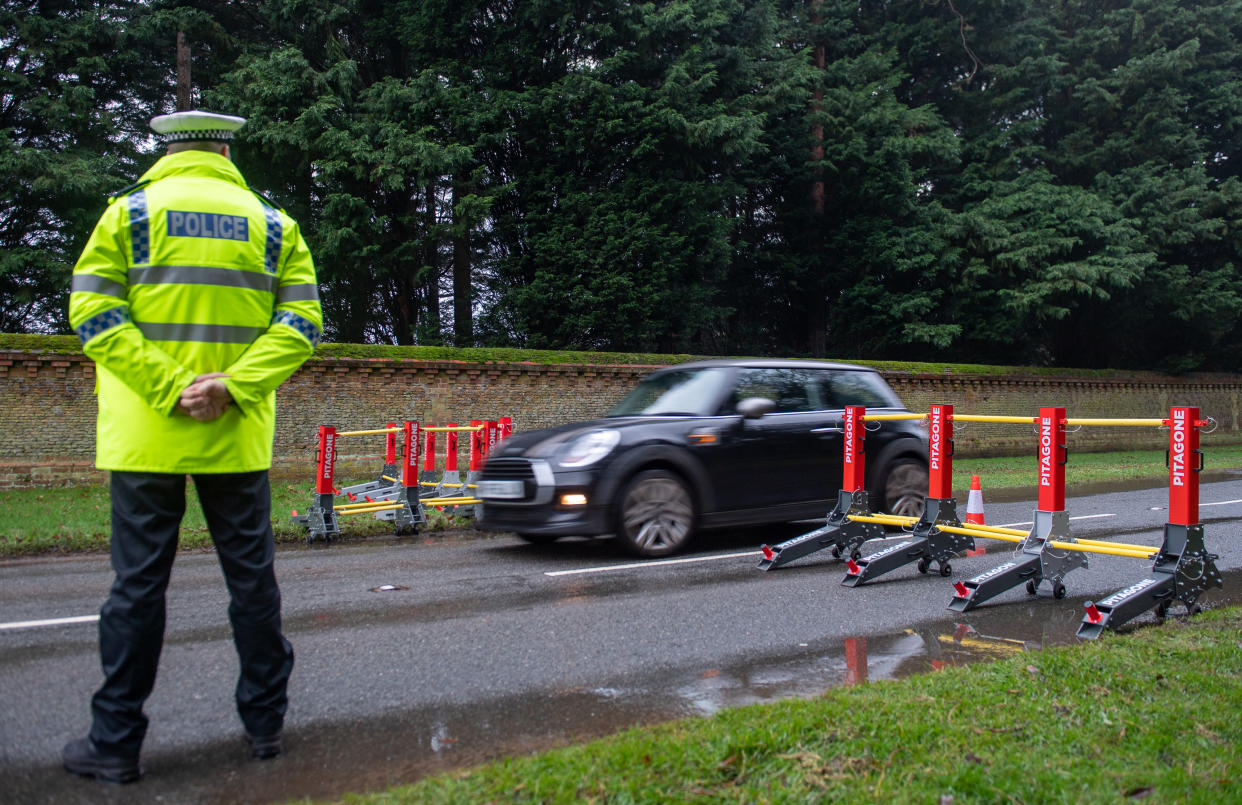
left=69, top=150, right=323, bottom=473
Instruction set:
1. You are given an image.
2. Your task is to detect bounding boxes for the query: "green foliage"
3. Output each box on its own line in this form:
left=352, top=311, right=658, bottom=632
left=0, top=0, right=162, bottom=333
left=0, top=479, right=472, bottom=556
left=5, top=0, right=1242, bottom=372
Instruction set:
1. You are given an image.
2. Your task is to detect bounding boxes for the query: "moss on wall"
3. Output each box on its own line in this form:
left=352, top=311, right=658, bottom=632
left=4, top=336, right=1240, bottom=486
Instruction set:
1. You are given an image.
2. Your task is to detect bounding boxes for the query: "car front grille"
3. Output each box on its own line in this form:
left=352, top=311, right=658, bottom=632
left=481, top=457, right=536, bottom=482
left=478, top=457, right=556, bottom=505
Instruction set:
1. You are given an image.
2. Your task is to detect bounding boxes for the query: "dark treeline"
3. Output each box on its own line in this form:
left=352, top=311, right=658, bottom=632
left=4, top=1, right=1241, bottom=372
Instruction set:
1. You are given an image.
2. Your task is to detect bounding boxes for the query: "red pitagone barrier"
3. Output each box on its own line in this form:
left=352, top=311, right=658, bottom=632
left=757, top=401, right=1223, bottom=633
left=1078, top=407, right=1222, bottom=637
left=291, top=417, right=512, bottom=544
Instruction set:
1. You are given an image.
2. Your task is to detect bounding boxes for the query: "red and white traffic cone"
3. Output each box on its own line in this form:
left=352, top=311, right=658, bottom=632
left=965, top=474, right=986, bottom=556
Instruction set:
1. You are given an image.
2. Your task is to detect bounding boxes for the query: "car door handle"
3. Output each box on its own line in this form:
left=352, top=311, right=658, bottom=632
left=810, top=426, right=842, bottom=434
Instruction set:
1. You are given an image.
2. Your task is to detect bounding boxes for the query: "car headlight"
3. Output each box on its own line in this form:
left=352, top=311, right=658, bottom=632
left=557, top=430, right=621, bottom=468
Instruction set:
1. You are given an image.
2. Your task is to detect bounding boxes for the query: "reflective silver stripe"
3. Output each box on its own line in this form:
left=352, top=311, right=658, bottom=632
left=71, top=275, right=127, bottom=298
left=129, top=266, right=277, bottom=293
left=136, top=322, right=265, bottom=344
left=277, top=283, right=320, bottom=303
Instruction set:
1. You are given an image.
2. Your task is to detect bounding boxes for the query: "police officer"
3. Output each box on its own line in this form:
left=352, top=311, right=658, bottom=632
left=62, top=111, right=323, bottom=783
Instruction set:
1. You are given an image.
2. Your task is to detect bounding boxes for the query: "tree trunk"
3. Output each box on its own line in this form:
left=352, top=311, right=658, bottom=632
left=451, top=176, right=473, bottom=346
left=422, top=185, right=441, bottom=343
left=176, top=32, right=192, bottom=111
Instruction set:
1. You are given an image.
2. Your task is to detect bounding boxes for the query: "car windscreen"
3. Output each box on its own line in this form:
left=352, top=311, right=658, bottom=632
left=608, top=367, right=730, bottom=417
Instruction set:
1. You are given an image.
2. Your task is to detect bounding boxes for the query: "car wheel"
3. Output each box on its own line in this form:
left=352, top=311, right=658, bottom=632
left=614, top=470, right=695, bottom=557
left=516, top=532, right=562, bottom=546
left=882, top=458, right=927, bottom=519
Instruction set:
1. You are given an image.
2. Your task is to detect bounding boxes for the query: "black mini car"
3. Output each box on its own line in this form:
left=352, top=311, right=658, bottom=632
left=475, top=359, right=929, bottom=557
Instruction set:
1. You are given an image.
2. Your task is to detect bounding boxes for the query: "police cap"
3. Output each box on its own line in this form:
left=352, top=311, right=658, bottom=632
left=149, top=110, right=246, bottom=143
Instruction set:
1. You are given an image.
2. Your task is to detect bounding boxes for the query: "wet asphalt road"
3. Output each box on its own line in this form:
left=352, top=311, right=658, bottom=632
left=2, top=480, right=1241, bottom=804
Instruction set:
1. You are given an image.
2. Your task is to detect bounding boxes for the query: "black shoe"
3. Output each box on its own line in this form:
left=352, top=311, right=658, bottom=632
left=62, top=737, right=142, bottom=784
left=246, top=730, right=282, bottom=760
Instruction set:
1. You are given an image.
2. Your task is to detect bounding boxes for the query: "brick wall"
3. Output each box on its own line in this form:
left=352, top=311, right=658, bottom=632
left=3, top=349, right=1241, bottom=487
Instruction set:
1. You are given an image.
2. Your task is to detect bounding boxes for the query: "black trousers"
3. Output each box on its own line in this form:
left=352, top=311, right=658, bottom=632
left=89, top=471, right=294, bottom=755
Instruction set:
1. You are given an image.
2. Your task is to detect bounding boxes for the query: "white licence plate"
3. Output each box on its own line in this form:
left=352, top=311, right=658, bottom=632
left=477, top=480, right=525, bottom=500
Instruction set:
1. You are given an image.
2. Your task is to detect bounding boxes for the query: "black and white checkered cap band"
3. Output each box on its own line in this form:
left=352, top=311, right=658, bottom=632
left=163, top=129, right=237, bottom=142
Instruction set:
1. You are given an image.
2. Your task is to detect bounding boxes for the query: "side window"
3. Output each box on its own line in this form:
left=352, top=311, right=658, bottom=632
left=829, top=370, right=899, bottom=408
left=733, top=368, right=815, bottom=413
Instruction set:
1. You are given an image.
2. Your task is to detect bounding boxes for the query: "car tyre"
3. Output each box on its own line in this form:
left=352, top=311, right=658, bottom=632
left=881, top=458, right=927, bottom=519
left=614, top=469, right=695, bottom=558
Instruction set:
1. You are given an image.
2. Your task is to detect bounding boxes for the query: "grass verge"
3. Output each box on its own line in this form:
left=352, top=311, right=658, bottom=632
left=0, top=480, right=473, bottom=557
left=2, top=446, right=1241, bottom=558
left=345, top=607, right=1242, bottom=804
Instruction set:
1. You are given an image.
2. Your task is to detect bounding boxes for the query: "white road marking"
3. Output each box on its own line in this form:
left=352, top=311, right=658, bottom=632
left=545, top=550, right=762, bottom=577
left=0, top=614, right=99, bottom=631
left=996, top=513, right=1117, bottom=529
left=549, top=513, right=1132, bottom=578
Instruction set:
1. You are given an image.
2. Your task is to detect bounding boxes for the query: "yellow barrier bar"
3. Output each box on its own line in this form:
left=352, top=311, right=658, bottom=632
left=422, top=425, right=485, bottom=433
left=965, top=522, right=1029, bottom=538
left=381, top=475, right=398, bottom=483
left=337, top=427, right=401, bottom=436
left=422, top=497, right=481, bottom=506
left=862, top=413, right=928, bottom=421
left=336, top=501, right=398, bottom=512
left=1073, top=536, right=1161, bottom=553
left=948, top=524, right=1154, bottom=557
left=955, top=525, right=1154, bottom=558
left=860, top=513, right=921, bottom=526
left=848, top=514, right=935, bottom=530
left=1047, top=540, right=1155, bottom=559
left=860, top=414, right=1167, bottom=426
left=937, top=524, right=1023, bottom=544
left=848, top=516, right=1157, bottom=558
left=948, top=415, right=1037, bottom=424
left=419, top=481, right=472, bottom=488
left=338, top=504, right=404, bottom=515
left=1063, top=418, right=1166, bottom=427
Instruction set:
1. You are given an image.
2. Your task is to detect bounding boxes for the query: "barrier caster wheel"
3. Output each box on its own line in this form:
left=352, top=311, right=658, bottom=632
left=851, top=549, right=862, bottom=561
left=1155, top=601, right=1170, bottom=621
left=1053, top=582, right=1067, bottom=600
left=939, top=563, right=952, bottom=577
left=917, top=558, right=930, bottom=574
left=1189, top=604, right=1203, bottom=616
left=1025, top=579, right=1038, bottom=595
left=831, top=545, right=841, bottom=559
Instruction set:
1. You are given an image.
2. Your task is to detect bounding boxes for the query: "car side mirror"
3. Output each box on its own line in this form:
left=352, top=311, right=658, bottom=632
left=736, top=397, right=775, bottom=419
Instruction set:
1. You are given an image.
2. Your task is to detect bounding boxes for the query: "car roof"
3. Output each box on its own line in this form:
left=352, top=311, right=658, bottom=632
left=661, top=358, right=880, bottom=373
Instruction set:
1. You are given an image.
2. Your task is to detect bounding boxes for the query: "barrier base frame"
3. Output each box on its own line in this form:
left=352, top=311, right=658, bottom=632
left=757, top=489, right=885, bottom=571
left=291, top=492, right=340, bottom=545
left=842, top=498, right=968, bottom=587
left=1078, top=523, right=1222, bottom=639
left=948, top=509, right=1084, bottom=612
left=374, top=487, right=425, bottom=535
left=340, top=476, right=400, bottom=501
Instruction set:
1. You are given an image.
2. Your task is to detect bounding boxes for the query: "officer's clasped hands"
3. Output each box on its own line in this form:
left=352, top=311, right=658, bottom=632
left=178, top=372, right=233, bottom=422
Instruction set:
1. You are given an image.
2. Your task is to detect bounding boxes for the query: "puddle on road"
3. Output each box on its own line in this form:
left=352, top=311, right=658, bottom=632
left=151, top=571, right=1242, bottom=802
left=17, top=568, right=1242, bottom=805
